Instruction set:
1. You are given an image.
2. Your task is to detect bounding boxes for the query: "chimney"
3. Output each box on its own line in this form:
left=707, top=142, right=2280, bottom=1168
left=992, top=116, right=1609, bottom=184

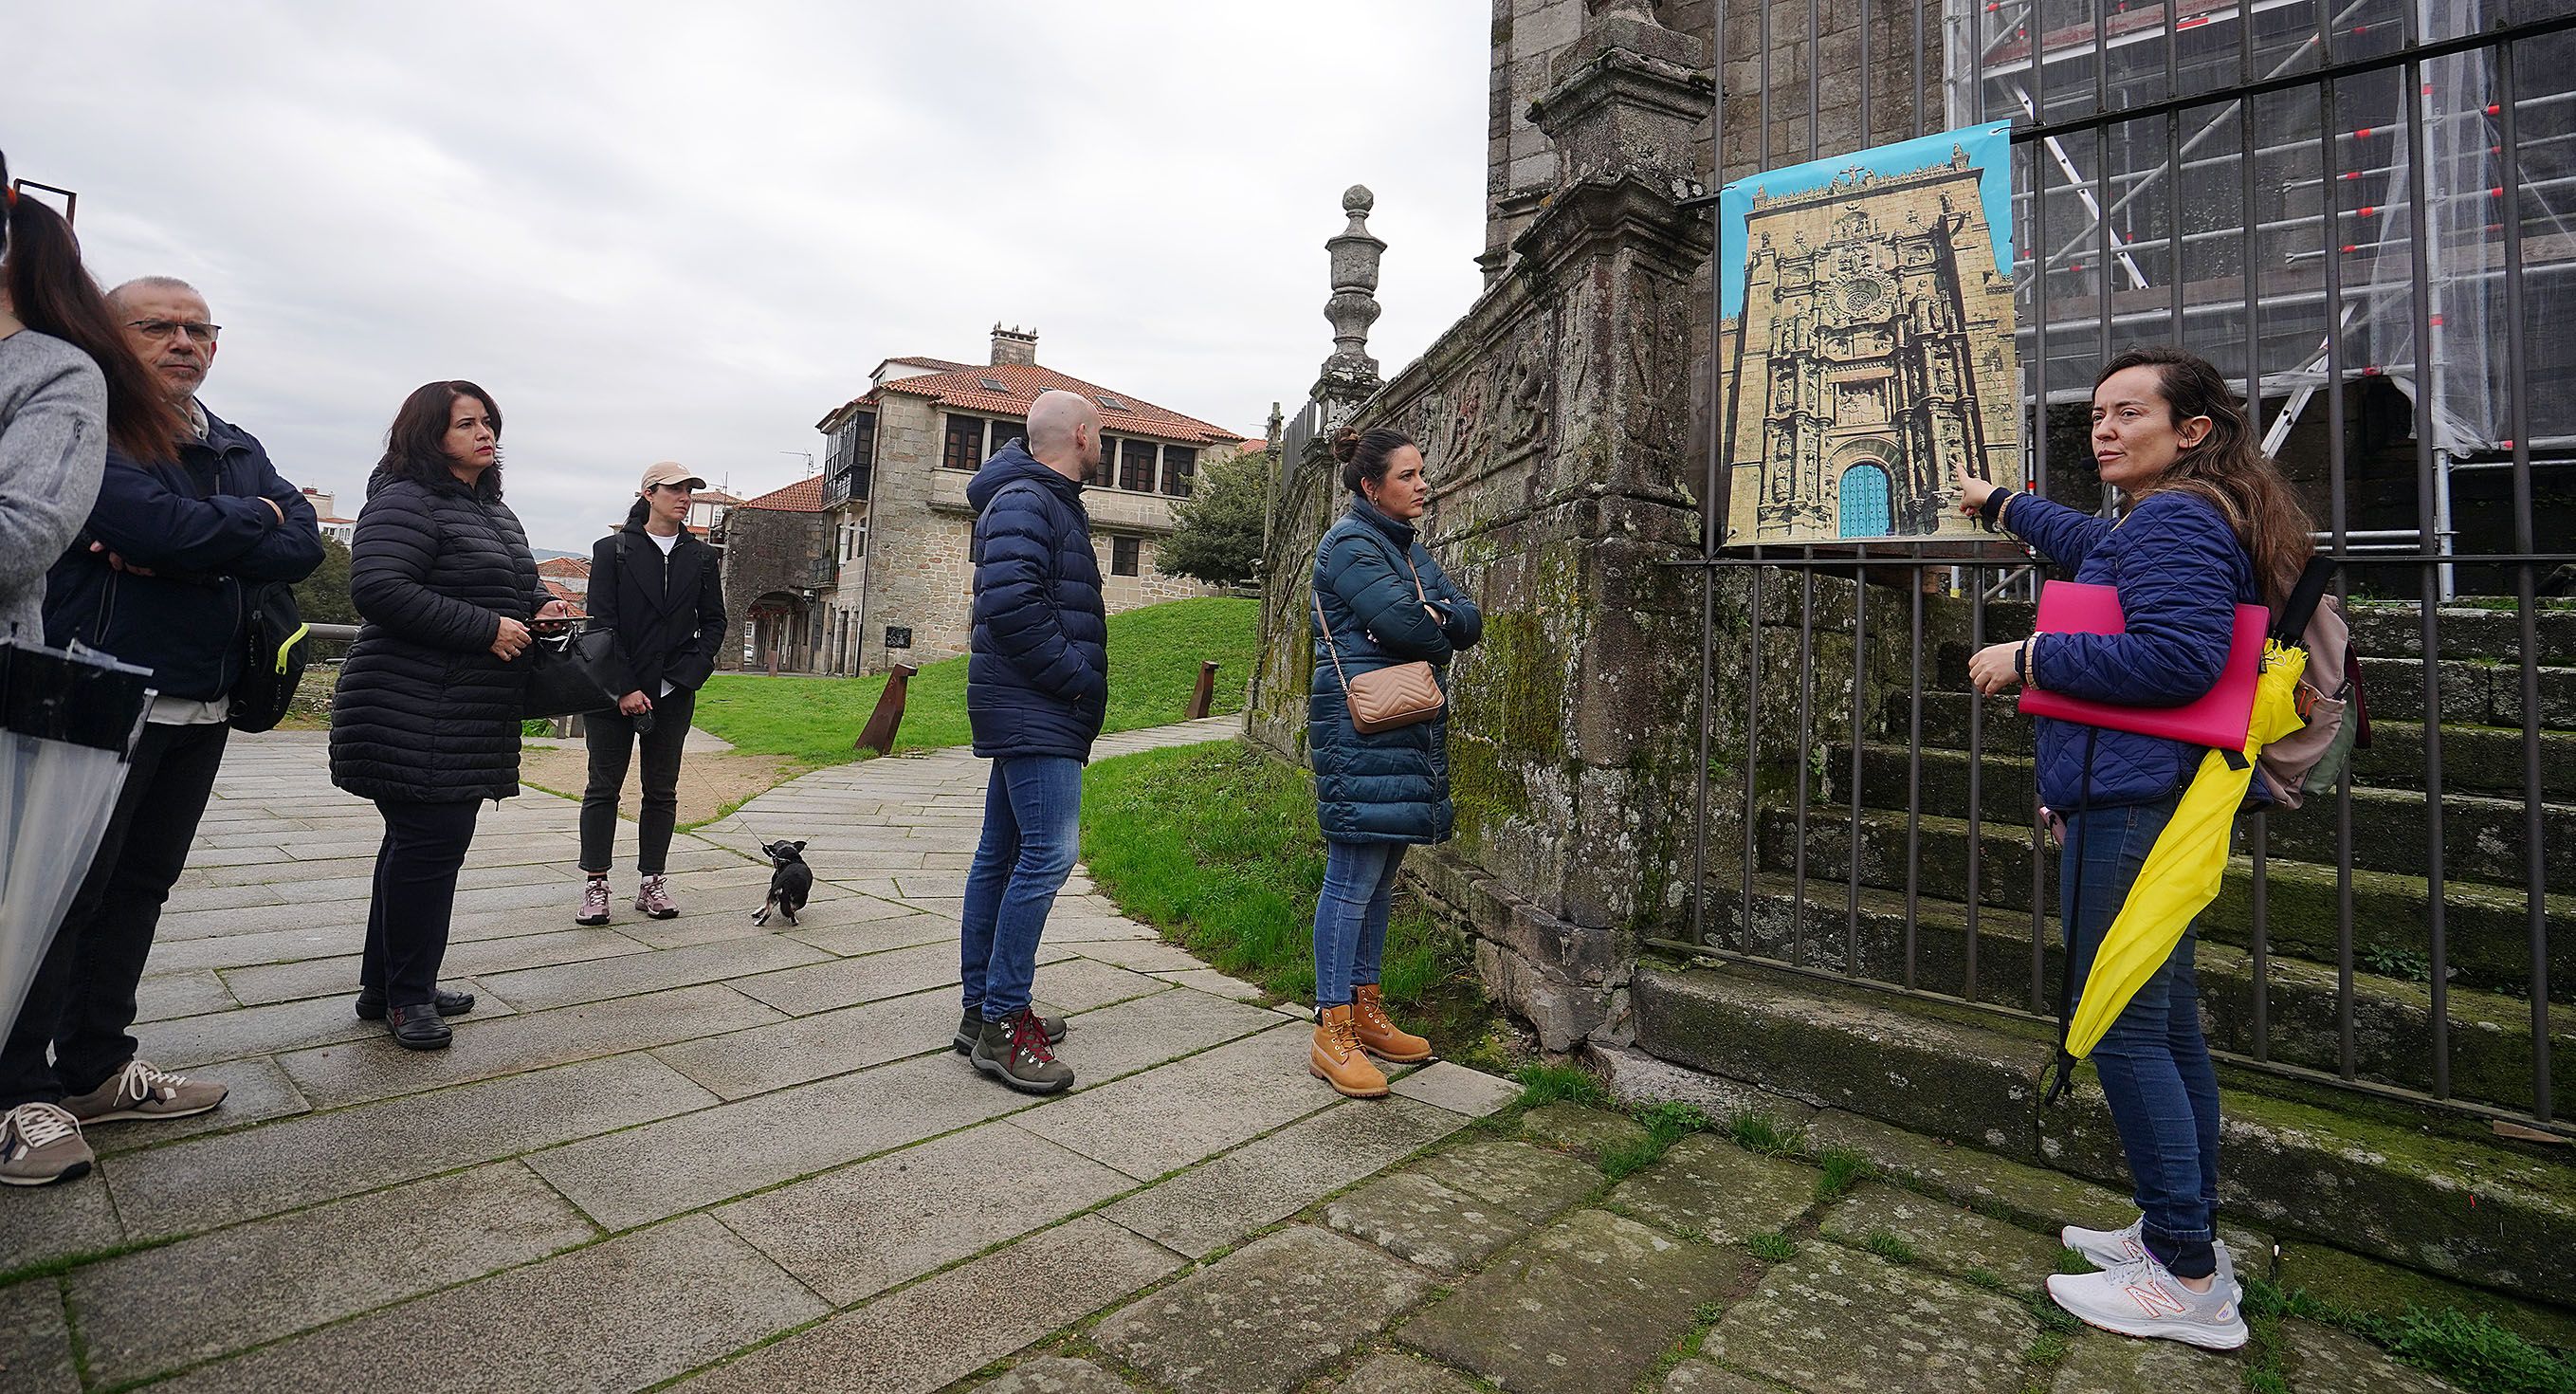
left=989, top=322, right=1038, bottom=366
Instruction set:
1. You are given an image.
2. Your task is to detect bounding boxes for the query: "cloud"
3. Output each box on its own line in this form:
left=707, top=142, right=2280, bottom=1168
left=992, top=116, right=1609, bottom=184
left=6, top=0, right=1489, bottom=547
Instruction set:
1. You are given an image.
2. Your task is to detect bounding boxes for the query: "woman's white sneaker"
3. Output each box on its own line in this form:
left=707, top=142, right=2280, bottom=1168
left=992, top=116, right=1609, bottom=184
left=2047, top=1253, right=2248, bottom=1350
left=2064, top=1216, right=2242, bottom=1303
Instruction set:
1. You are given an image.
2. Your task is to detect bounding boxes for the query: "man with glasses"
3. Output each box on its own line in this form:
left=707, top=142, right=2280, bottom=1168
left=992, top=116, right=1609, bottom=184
left=0, top=277, right=320, bottom=1187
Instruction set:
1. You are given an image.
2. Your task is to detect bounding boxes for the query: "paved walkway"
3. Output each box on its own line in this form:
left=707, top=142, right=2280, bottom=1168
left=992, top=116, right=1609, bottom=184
left=0, top=720, right=2476, bottom=1393
left=0, top=717, right=1520, bottom=1392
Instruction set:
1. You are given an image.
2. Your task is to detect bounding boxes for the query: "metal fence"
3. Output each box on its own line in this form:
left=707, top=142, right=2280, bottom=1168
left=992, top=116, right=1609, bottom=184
left=1680, top=1, right=2576, bottom=1130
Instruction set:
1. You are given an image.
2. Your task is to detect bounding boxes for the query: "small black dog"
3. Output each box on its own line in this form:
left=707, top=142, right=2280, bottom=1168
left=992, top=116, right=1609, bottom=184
left=753, top=840, right=812, bottom=926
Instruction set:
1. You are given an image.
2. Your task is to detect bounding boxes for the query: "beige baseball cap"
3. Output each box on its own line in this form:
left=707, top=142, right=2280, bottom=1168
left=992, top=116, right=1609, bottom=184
left=640, top=461, right=705, bottom=491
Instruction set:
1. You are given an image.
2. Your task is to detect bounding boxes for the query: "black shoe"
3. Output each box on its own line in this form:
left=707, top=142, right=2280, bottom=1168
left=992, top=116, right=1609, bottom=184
left=356, top=987, right=475, bottom=1021
left=951, top=1008, right=1066, bottom=1054
left=386, top=1002, right=454, bottom=1051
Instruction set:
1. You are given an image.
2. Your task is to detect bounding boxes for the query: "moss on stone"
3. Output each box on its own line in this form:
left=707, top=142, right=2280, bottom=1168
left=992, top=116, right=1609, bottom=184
left=2277, top=1241, right=2576, bottom=1353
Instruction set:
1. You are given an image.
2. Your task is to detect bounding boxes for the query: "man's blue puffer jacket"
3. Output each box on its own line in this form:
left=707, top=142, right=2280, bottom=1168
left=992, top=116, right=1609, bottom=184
left=964, top=443, right=1107, bottom=762
left=2008, top=489, right=2258, bottom=811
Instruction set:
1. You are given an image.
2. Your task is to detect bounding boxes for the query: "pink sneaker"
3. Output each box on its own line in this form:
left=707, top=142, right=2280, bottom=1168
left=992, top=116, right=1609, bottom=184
left=576, top=876, right=611, bottom=926
left=634, top=874, right=679, bottom=920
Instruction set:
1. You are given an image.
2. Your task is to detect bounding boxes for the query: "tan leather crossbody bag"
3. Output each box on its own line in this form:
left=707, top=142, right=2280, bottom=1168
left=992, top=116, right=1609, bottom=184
left=1311, top=559, right=1446, bottom=734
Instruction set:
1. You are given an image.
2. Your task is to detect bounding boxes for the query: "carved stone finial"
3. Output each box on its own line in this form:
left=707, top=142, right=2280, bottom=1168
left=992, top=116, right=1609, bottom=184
left=1321, top=184, right=1388, bottom=390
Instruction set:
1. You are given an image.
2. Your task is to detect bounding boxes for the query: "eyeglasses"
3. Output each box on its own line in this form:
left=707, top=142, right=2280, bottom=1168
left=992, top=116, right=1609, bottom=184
left=126, top=319, right=221, bottom=345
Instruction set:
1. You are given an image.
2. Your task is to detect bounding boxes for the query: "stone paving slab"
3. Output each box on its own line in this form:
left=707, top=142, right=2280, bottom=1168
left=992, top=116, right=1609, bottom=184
left=154, top=1213, right=828, bottom=1394
left=132, top=967, right=240, bottom=1023
left=1413, top=1138, right=1604, bottom=1221
left=1325, top=1170, right=1534, bottom=1273
left=1047, top=984, right=1288, bottom=1089
left=713, top=1119, right=1132, bottom=1305
left=1519, top=1099, right=1651, bottom=1155
left=1155, top=966, right=1266, bottom=1000
left=1096, top=1224, right=1435, bottom=1394
left=2281, top=1319, right=2467, bottom=1392
left=2048, top=1330, right=2250, bottom=1393
left=1820, top=1180, right=2067, bottom=1284
left=105, top=1051, right=720, bottom=1239
left=731, top=939, right=1074, bottom=1016
left=675, top=1215, right=1183, bottom=1394
left=1029, top=956, right=1176, bottom=1012
left=1606, top=1133, right=1818, bottom=1243
left=1657, top=1361, right=1774, bottom=1393
left=217, top=926, right=651, bottom=1005
left=1390, top=1060, right=1520, bottom=1116
left=134, top=990, right=504, bottom=1070
left=650, top=985, right=963, bottom=1099
left=474, top=932, right=831, bottom=1012
left=0, top=1276, right=77, bottom=1394
left=275, top=981, right=782, bottom=1110
left=0, top=1167, right=121, bottom=1274
left=1705, top=1242, right=2039, bottom=1394
left=1013, top=1023, right=1334, bottom=1180
left=1103, top=1095, right=1467, bottom=1258
left=1401, top=1207, right=1750, bottom=1394
left=70, top=1161, right=597, bottom=1386
left=970, top=1355, right=1135, bottom=1393
left=1322, top=1351, right=1486, bottom=1394
left=786, top=910, right=953, bottom=958
left=524, top=1053, right=1026, bottom=1229
left=1058, top=938, right=1208, bottom=973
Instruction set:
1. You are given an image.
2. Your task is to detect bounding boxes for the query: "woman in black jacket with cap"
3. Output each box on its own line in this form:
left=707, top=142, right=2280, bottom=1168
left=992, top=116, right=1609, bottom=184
left=331, top=380, right=562, bottom=1050
left=574, top=461, right=727, bottom=926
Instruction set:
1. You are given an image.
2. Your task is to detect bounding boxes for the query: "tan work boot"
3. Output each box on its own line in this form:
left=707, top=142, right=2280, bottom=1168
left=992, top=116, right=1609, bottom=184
left=1351, top=983, right=1433, bottom=1063
left=1309, top=1005, right=1388, bottom=1098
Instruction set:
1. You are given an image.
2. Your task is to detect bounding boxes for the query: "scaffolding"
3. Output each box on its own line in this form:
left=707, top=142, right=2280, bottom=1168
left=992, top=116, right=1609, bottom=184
left=1946, top=0, right=2575, bottom=588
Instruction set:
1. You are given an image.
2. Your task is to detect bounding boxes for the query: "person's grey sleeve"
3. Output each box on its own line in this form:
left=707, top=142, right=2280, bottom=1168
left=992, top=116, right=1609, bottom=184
left=0, top=355, right=109, bottom=630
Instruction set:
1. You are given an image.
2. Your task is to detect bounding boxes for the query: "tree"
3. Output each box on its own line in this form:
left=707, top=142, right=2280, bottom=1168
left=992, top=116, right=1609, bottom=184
left=1157, top=446, right=1269, bottom=587
left=293, top=535, right=357, bottom=658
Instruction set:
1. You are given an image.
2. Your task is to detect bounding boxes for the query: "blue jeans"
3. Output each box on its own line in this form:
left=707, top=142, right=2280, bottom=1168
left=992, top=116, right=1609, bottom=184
left=1313, top=839, right=1408, bottom=1007
left=960, top=756, right=1082, bottom=1022
left=2062, top=794, right=2221, bottom=1280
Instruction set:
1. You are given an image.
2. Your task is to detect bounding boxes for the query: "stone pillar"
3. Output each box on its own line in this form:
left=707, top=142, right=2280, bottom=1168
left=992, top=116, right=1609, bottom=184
left=1317, top=185, right=1388, bottom=426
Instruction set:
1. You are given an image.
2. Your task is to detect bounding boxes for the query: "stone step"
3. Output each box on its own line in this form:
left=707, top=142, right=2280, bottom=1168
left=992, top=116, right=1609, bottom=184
left=1749, top=806, right=2576, bottom=1000
left=1627, top=958, right=2576, bottom=1303
left=2345, top=600, right=2576, bottom=665
left=1882, top=692, right=2576, bottom=798
left=1821, top=742, right=2571, bottom=886
left=1699, top=872, right=2571, bottom=1117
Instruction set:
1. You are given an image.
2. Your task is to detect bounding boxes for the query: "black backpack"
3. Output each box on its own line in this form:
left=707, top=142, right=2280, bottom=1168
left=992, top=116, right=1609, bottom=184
left=227, top=580, right=308, bottom=733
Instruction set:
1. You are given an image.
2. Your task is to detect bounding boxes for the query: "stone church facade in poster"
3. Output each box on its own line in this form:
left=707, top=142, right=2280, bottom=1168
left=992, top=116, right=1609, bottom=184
left=1722, top=147, right=2021, bottom=544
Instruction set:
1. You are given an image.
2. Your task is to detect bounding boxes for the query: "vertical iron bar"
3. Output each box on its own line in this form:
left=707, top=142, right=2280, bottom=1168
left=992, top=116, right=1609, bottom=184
left=1857, top=0, right=1872, bottom=148
left=1808, top=0, right=1821, bottom=163
left=1912, top=0, right=1926, bottom=138
left=1851, top=561, right=1868, bottom=975
left=1906, top=566, right=1925, bottom=989
left=2023, top=98, right=2052, bottom=1014
left=1793, top=574, right=1817, bottom=968
left=2493, top=36, right=2549, bottom=1125
left=2166, top=9, right=2185, bottom=340
left=2320, top=72, right=2359, bottom=1083
left=1966, top=583, right=1986, bottom=1003
left=2402, top=48, right=2450, bottom=1100
left=2239, top=45, right=2273, bottom=1058
left=1741, top=566, right=1763, bottom=956
left=1692, top=0, right=1729, bottom=950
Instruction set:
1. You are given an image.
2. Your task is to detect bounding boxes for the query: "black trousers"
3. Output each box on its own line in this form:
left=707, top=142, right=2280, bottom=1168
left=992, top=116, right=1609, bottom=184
left=579, top=686, right=694, bottom=876
left=361, top=798, right=483, bottom=1009
left=0, top=720, right=230, bottom=1109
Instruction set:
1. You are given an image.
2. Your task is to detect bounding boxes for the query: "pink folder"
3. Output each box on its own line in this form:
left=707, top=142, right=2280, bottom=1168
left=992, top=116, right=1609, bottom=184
left=2018, top=580, right=2268, bottom=750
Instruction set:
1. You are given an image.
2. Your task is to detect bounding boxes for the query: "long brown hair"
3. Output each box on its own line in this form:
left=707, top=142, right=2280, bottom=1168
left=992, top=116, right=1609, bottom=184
left=377, top=380, right=502, bottom=498
left=2096, top=346, right=2314, bottom=606
left=1, top=153, right=186, bottom=463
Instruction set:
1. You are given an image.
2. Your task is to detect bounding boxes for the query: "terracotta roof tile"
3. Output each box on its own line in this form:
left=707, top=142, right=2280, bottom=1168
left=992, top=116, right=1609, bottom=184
left=536, top=557, right=591, bottom=578
left=873, top=361, right=1249, bottom=447
left=738, top=475, right=829, bottom=512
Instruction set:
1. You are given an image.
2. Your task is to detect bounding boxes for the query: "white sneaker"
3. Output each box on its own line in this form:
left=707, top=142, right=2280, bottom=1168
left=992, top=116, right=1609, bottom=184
left=2047, top=1253, right=2248, bottom=1350
left=2063, top=1215, right=2243, bottom=1302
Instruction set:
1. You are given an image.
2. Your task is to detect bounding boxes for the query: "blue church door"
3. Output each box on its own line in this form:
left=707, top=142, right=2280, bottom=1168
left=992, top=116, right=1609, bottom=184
left=1837, top=464, right=1891, bottom=538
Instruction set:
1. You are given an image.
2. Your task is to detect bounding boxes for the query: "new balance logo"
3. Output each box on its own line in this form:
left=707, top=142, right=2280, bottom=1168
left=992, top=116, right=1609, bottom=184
left=2125, top=1282, right=2189, bottom=1318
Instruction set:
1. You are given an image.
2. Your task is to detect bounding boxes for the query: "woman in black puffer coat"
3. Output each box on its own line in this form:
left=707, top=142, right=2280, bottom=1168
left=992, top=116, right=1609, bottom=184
left=331, top=380, right=561, bottom=1050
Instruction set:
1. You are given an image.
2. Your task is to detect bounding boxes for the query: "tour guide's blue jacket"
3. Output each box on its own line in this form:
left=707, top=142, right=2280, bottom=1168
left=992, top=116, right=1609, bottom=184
left=964, top=442, right=1107, bottom=762
left=1307, top=495, right=1483, bottom=845
left=2005, top=488, right=2258, bottom=812
left=43, top=405, right=322, bottom=701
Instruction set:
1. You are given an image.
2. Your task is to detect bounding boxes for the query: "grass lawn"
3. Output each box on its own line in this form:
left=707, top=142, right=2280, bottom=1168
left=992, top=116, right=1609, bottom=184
left=692, top=596, right=1258, bottom=767
left=1079, top=738, right=1490, bottom=1039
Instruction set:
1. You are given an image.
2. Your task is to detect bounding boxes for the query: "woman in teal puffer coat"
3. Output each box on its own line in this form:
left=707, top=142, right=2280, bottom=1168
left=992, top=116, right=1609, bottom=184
left=1305, top=425, right=1481, bottom=1098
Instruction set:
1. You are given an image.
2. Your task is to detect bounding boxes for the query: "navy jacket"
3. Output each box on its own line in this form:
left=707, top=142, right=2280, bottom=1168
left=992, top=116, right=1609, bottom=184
left=587, top=523, right=727, bottom=697
left=964, top=444, right=1107, bottom=761
left=330, top=469, right=541, bottom=803
left=43, top=406, right=323, bottom=700
left=2008, top=489, right=2257, bottom=810
left=1307, top=497, right=1483, bottom=844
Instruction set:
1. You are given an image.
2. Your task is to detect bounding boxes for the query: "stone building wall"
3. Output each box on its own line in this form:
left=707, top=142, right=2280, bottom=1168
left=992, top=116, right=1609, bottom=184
left=855, top=393, right=1226, bottom=673
left=718, top=504, right=831, bottom=671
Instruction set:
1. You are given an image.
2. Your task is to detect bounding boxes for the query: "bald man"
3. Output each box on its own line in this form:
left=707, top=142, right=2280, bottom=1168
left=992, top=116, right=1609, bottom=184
left=953, top=389, right=1109, bottom=1094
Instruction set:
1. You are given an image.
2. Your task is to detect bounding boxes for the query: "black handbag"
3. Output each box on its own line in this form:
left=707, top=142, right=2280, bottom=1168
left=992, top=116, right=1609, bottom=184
left=519, top=625, right=623, bottom=720
left=227, top=581, right=308, bottom=734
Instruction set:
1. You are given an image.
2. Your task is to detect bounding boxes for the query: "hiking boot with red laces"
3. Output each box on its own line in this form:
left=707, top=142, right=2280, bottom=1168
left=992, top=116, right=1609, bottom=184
left=633, top=874, right=679, bottom=920
left=952, top=1008, right=1065, bottom=1055
left=971, top=1008, right=1074, bottom=1095
left=576, top=876, right=612, bottom=926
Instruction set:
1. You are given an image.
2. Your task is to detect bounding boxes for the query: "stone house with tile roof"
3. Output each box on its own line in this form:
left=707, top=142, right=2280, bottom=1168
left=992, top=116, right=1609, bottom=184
left=809, top=324, right=1251, bottom=675
left=718, top=473, right=834, bottom=671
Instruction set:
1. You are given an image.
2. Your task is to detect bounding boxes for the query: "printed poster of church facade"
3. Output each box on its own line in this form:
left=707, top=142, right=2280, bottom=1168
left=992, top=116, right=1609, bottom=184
left=1719, top=121, right=2024, bottom=546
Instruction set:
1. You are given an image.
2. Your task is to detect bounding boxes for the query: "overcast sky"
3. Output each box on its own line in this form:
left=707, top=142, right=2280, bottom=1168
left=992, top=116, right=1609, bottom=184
left=7, top=2, right=1490, bottom=553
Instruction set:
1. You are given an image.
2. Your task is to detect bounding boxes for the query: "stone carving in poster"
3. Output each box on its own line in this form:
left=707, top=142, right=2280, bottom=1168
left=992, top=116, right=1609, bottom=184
left=1718, top=120, right=2023, bottom=545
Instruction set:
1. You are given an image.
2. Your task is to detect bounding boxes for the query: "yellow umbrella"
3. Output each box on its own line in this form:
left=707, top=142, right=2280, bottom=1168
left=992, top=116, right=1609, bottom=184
left=2049, top=640, right=2313, bottom=1087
